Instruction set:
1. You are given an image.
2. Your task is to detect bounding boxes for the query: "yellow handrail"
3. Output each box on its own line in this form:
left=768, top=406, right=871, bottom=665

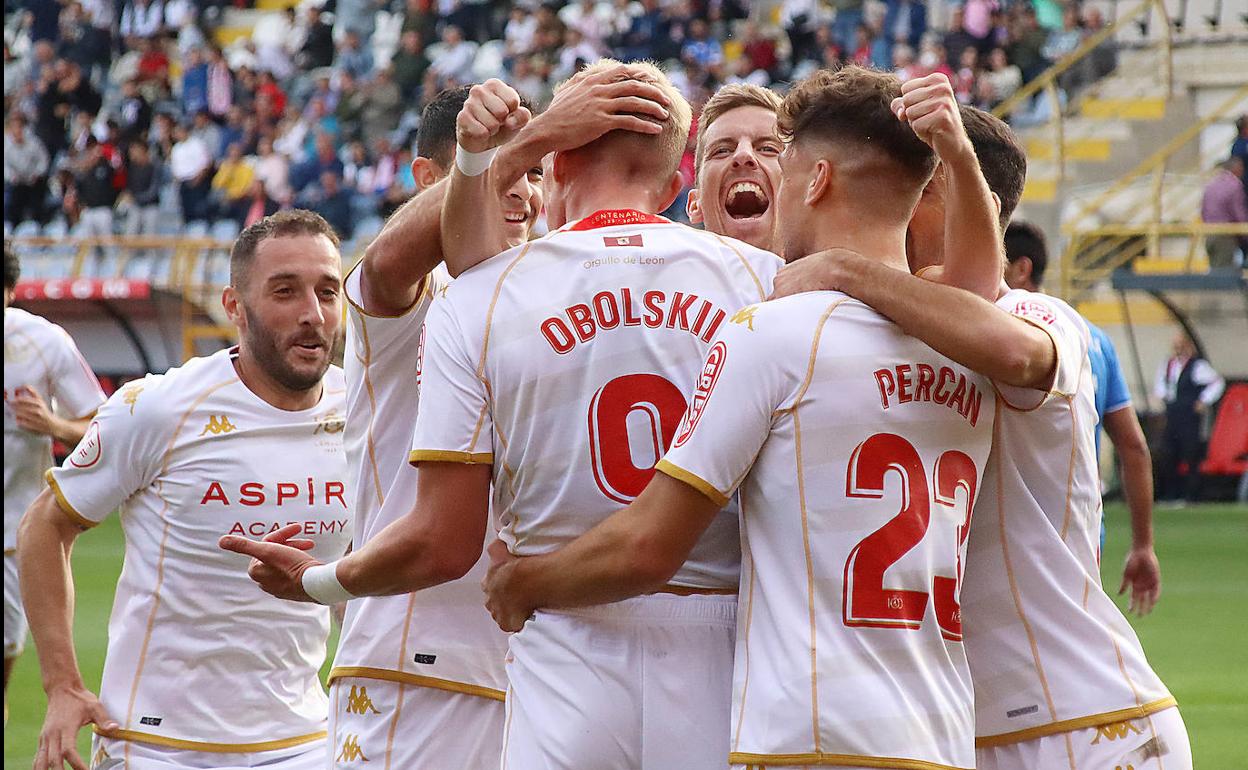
left=1063, top=83, right=1248, bottom=232
left=991, top=0, right=1171, bottom=121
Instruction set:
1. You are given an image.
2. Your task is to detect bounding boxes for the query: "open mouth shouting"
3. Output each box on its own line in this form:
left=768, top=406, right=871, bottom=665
left=723, top=180, right=770, bottom=220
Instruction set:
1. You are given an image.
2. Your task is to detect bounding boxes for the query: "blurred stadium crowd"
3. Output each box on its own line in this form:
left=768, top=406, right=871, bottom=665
left=0, top=0, right=1137, bottom=247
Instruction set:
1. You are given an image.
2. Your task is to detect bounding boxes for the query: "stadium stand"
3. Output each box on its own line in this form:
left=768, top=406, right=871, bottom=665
left=4, top=0, right=1246, bottom=491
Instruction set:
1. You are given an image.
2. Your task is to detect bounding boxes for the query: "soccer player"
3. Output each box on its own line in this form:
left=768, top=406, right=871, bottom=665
left=238, top=70, right=679, bottom=769
left=3, top=245, right=105, bottom=715
left=325, top=85, right=532, bottom=770
left=1003, top=220, right=1161, bottom=615
left=770, top=143, right=1193, bottom=770
left=19, top=211, right=351, bottom=770
left=686, top=84, right=785, bottom=250
left=225, top=60, right=780, bottom=770
left=481, top=67, right=1004, bottom=770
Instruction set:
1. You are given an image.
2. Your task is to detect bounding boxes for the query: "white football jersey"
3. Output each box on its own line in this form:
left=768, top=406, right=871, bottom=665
left=410, top=209, right=780, bottom=588
left=4, top=307, right=104, bottom=549
left=47, top=349, right=350, bottom=752
left=962, top=289, right=1173, bottom=746
left=332, top=263, right=509, bottom=699
left=661, top=292, right=995, bottom=770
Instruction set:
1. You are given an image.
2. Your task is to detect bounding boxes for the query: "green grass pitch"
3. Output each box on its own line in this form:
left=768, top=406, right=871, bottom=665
left=4, top=503, right=1245, bottom=768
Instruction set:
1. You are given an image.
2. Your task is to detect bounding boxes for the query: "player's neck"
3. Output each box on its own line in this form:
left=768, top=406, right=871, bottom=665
left=563, top=185, right=665, bottom=223
left=809, top=217, right=909, bottom=272
left=232, top=351, right=324, bottom=412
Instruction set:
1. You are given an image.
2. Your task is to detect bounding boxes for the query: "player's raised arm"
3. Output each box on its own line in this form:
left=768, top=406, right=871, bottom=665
left=800, top=250, right=1056, bottom=389
left=440, top=66, right=673, bottom=269
left=893, top=74, right=1004, bottom=300
left=358, top=178, right=449, bottom=315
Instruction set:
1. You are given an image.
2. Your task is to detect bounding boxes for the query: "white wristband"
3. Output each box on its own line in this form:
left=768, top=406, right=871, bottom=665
left=455, top=145, right=498, bottom=177
left=302, top=562, right=356, bottom=605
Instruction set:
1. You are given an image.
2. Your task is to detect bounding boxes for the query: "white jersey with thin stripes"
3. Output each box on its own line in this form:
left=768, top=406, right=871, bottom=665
left=47, top=349, right=350, bottom=752
left=962, top=289, right=1172, bottom=746
left=410, top=209, right=780, bottom=588
left=660, top=292, right=995, bottom=770
left=4, top=307, right=104, bottom=549
left=332, top=262, right=510, bottom=699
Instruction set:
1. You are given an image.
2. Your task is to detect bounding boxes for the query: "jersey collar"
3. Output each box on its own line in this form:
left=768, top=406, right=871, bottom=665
left=566, top=209, right=670, bottom=231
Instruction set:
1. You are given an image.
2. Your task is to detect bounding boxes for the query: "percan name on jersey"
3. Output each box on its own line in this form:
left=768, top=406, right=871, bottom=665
left=541, top=287, right=728, bottom=355
left=199, top=478, right=347, bottom=507
left=873, top=362, right=984, bottom=427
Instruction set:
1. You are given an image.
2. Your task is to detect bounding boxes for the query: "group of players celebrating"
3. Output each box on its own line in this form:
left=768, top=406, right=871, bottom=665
left=7, top=61, right=1191, bottom=770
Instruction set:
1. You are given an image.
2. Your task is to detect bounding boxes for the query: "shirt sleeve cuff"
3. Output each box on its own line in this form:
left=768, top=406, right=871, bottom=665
left=44, top=470, right=100, bottom=530
left=408, top=449, right=494, bottom=466
left=655, top=459, right=730, bottom=508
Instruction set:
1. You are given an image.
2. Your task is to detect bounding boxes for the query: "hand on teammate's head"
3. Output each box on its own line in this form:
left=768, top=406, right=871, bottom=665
left=534, top=62, right=671, bottom=154
left=892, top=73, right=971, bottom=161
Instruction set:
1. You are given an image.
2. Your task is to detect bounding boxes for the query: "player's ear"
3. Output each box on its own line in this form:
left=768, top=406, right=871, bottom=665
left=805, top=159, right=832, bottom=207
left=658, top=171, right=683, bottom=213
left=411, top=157, right=440, bottom=191
left=221, top=285, right=247, bottom=333
left=551, top=151, right=570, bottom=184
left=686, top=187, right=704, bottom=224
left=990, top=191, right=1002, bottom=223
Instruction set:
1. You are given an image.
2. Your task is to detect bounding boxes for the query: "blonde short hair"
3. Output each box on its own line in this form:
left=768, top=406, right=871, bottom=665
left=694, top=83, right=782, bottom=177
left=555, top=59, right=693, bottom=180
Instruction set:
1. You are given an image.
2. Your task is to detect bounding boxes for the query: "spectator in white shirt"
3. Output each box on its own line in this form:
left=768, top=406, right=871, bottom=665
left=427, top=25, right=477, bottom=90
left=169, top=123, right=212, bottom=223
left=120, top=0, right=164, bottom=42
left=1153, top=332, right=1227, bottom=504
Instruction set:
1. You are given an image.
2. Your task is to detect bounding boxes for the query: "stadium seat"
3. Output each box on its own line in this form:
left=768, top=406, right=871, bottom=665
left=211, top=220, right=242, bottom=242
left=1200, top=383, right=1248, bottom=477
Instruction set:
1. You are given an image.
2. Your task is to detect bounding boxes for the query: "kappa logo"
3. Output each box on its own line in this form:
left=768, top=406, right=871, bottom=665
left=1091, top=720, right=1144, bottom=745
left=345, top=685, right=381, bottom=715
left=336, top=734, right=369, bottom=763
left=90, top=742, right=109, bottom=768
left=199, top=415, right=237, bottom=436
left=729, top=305, right=757, bottom=331
left=673, top=341, right=727, bottom=448
left=69, top=421, right=102, bottom=468
left=314, top=409, right=345, bottom=435
left=122, top=385, right=142, bottom=415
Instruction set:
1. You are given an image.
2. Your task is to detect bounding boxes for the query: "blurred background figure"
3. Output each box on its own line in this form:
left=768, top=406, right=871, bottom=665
left=1154, top=333, right=1226, bottom=505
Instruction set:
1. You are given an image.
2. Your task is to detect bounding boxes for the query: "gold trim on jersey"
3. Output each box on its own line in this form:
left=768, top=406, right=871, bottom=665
left=707, top=232, right=770, bottom=301
left=727, top=751, right=970, bottom=769
left=95, top=727, right=327, bottom=753
left=989, top=314, right=1075, bottom=413
left=974, top=697, right=1177, bottom=748
left=408, top=449, right=494, bottom=465
left=655, top=459, right=729, bottom=506
left=327, top=666, right=507, bottom=702
left=343, top=258, right=432, bottom=319
left=44, top=470, right=99, bottom=529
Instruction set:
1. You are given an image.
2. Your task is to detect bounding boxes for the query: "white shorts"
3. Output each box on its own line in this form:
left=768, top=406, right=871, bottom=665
left=502, top=592, right=736, bottom=770
left=4, top=552, right=27, bottom=659
left=89, top=735, right=327, bottom=769
left=977, top=706, right=1192, bottom=770
left=327, top=676, right=504, bottom=769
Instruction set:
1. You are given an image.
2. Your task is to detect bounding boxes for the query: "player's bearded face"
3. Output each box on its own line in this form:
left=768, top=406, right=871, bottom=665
left=691, top=106, right=782, bottom=251
left=236, top=235, right=342, bottom=393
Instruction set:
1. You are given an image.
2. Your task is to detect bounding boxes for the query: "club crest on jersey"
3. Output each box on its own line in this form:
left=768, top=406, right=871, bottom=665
left=674, top=341, right=727, bottom=447
left=729, top=305, right=758, bottom=331
left=69, top=421, right=102, bottom=468
left=1012, top=299, right=1057, bottom=326
left=199, top=414, right=237, bottom=436
left=604, top=234, right=644, bottom=248
left=314, top=409, right=345, bottom=435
